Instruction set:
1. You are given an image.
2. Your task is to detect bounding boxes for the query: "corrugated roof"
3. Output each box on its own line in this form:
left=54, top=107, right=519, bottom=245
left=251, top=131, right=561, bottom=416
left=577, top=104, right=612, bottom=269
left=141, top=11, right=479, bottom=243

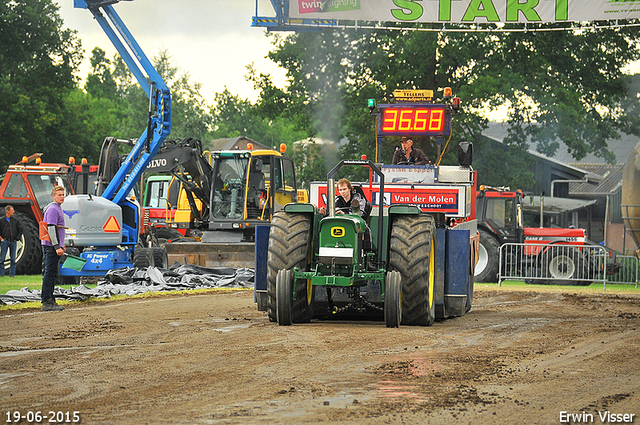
left=482, top=123, right=595, bottom=179
left=568, top=163, right=624, bottom=195
left=520, top=195, right=597, bottom=215
left=482, top=123, right=636, bottom=197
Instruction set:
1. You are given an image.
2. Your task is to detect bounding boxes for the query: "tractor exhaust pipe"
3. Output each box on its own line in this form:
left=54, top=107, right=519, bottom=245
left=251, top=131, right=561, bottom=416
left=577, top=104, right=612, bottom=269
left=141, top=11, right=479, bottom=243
left=328, top=177, right=336, bottom=218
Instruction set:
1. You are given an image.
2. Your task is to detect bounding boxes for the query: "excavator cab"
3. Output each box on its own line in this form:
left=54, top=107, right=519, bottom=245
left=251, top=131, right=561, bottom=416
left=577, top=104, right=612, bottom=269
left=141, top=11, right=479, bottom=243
left=211, top=153, right=249, bottom=219
left=209, top=150, right=298, bottom=225
left=247, top=158, right=266, bottom=219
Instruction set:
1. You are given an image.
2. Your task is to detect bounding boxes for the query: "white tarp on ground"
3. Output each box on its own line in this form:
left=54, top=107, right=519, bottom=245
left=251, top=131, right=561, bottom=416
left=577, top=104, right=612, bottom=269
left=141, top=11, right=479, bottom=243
left=291, top=0, right=640, bottom=24
left=0, top=264, right=254, bottom=306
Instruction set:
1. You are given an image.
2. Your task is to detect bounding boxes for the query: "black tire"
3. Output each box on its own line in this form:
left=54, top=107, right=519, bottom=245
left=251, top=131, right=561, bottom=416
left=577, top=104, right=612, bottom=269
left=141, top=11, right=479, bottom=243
left=151, top=247, right=168, bottom=269
left=60, top=275, right=80, bottom=285
left=384, top=270, right=402, bottom=328
left=389, top=215, right=436, bottom=326
left=540, top=247, right=589, bottom=286
left=467, top=242, right=475, bottom=312
left=474, top=229, right=500, bottom=283
left=156, top=227, right=183, bottom=245
left=9, top=212, right=42, bottom=275
left=266, top=212, right=313, bottom=323
left=276, top=269, right=293, bottom=326
left=133, top=247, right=154, bottom=268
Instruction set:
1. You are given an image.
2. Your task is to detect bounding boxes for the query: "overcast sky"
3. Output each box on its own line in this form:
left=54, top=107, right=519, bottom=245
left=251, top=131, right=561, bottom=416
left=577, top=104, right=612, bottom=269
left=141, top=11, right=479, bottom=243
left=55, top=0, right=287, bottom=104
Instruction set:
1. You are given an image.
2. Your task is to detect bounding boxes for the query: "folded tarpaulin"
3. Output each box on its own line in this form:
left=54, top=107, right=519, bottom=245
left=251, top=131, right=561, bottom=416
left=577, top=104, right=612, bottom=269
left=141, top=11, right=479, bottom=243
left=0, top=263, right=254, bottom=306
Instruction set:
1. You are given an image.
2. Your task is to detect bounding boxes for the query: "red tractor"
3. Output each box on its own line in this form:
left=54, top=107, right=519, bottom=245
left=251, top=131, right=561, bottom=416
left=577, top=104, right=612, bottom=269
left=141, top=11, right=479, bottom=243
left=0, top=154, right=95, bottom=275
left=474, top=186, right=594, bottom=285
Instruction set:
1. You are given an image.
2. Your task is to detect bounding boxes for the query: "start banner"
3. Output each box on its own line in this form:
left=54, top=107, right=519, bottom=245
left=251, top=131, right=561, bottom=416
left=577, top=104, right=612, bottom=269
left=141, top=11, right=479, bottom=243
left=292, top=0, right=640, bottom=24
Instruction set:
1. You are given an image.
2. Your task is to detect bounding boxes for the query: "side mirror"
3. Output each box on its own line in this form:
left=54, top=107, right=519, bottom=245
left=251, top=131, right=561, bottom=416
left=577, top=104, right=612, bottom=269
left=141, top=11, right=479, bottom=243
left=458, top=142, right=473, bottom=166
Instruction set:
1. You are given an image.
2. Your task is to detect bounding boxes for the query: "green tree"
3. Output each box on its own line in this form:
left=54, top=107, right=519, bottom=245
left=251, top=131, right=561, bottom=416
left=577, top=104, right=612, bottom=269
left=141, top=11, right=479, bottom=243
left=95, top=49, right=212, bottom=143
left=0, top=0, right=82, bottom=168
left=209, top=83, right=307, bottom=150
left=210, top=88, right=262, bottom=139
left=85, top=47, right=117, bottom=100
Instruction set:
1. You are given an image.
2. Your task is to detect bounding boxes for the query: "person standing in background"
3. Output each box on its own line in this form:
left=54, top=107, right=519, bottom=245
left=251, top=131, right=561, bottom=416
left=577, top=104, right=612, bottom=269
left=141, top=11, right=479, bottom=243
left=0, top=205, right=23, bottom=277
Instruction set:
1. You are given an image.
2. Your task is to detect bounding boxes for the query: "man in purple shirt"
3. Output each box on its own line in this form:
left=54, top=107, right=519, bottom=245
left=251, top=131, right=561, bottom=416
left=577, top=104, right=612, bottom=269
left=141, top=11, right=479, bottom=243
left=41, top=185, right=66, bottom=311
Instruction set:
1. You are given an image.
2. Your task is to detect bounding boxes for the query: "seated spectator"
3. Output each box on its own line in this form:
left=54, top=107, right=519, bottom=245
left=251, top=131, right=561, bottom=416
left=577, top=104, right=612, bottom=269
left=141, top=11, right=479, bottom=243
left=392, top=137, right=429, bottom=165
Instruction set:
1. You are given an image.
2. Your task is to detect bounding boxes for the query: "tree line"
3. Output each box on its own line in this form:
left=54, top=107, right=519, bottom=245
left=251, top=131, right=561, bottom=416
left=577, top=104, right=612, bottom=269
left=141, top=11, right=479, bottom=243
left=2, top=0, right=640, bottom=190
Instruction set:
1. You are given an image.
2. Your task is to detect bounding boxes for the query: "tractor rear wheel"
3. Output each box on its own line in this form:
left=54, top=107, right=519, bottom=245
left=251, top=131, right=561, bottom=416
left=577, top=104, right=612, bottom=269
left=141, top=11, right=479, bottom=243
left=5, top=212, right=42, bottom=275
left=267, top=212, right=313, bottom=323
left=276, top=269, right=293, bottom=326
left=541, top=247, right=590, bottom=286
left=389, top=215, right=436, bottom=326
left=384, top=270, right=402, bottom=328
left=474, top=229, right=500, bottom=283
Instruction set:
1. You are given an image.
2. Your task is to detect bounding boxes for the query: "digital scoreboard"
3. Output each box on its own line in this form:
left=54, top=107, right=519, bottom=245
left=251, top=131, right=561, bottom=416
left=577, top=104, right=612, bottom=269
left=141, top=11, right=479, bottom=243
left=377, top=104, right=451, bottom=136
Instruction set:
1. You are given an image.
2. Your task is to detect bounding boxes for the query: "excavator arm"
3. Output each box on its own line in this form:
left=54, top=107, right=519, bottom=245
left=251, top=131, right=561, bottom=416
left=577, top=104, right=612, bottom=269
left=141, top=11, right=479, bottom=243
left=145, top=138, right=213, bottom=212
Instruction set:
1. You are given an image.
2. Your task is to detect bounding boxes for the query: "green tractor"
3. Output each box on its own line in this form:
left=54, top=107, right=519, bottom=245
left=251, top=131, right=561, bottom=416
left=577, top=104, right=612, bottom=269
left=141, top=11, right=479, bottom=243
left=264, top=159, right=459, bottom=328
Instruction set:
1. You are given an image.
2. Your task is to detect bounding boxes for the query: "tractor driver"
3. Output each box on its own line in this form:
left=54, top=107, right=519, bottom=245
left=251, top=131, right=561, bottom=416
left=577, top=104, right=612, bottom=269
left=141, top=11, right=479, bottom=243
left=319, top=178, right=372, bottom=251
left=392, top=136, right=430, bottom=165
left=319, top=178, right=371, bottom=219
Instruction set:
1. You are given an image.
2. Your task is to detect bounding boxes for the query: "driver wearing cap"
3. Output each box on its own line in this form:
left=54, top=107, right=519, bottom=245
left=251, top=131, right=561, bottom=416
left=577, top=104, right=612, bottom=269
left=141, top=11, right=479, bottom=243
left=392, top=137, right=429, bottom=165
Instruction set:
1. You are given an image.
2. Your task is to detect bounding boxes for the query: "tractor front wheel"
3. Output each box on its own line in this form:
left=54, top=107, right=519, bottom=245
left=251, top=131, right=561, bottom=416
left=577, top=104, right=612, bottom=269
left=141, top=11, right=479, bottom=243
left=384, top=270, right=402, bottom=328
left=267, top=212, right=313, bottom=323
left=276, top=269, right=293, bottom=326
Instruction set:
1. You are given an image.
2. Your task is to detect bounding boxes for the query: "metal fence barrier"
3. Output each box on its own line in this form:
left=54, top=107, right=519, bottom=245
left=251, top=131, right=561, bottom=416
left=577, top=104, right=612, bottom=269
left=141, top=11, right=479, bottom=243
left=498, top=243, right=609, bottom=288
left=602, top=254, right=639, bottom=287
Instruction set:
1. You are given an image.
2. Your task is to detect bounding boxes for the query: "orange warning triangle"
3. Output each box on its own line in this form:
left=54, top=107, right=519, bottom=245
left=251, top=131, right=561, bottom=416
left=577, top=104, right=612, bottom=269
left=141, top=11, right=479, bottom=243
left=103, top=216, right=121, bottom=233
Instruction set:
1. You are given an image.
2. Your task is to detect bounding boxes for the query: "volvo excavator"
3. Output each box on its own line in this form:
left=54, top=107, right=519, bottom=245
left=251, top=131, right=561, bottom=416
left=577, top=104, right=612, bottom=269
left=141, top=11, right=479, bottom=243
left=142, top=138, right=305, bottom=268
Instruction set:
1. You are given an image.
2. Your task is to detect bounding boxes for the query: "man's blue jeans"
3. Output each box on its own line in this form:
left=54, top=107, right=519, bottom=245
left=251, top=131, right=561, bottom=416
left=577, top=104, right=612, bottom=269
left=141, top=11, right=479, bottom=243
left=42, top=245, right=61, bottom=302
left=0, top=240, right=17, bottom=277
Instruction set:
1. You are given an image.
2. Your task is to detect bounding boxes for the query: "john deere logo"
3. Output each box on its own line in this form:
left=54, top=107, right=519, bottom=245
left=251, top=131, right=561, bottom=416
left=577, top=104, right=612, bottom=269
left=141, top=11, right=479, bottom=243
left=331, top=227, right=345, bottom=237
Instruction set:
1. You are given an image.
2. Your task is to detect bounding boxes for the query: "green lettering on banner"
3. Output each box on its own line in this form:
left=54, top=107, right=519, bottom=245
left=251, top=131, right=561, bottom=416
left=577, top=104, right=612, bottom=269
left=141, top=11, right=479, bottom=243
left=556, top=0, right=568, bottom=20
left=439, top=0, right=452, bottom=20
left=506, top=0, right=541, bottom=22
left=462, top=0, right=500, bottom=22
left=391, top=0, right=424, bottom=21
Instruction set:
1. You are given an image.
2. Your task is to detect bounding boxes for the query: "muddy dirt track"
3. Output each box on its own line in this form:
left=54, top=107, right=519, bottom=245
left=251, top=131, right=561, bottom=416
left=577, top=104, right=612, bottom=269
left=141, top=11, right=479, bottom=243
left=1, top=286, right=639, bottom=425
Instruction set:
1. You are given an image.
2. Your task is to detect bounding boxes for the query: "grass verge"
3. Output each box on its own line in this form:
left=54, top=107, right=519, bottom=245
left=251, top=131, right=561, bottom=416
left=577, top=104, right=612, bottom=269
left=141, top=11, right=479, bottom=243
left=0, top=275, right=92, bottom=293
left=0, top=275, right=250, bottom=312
left=476, top=280, right=640, bottom=294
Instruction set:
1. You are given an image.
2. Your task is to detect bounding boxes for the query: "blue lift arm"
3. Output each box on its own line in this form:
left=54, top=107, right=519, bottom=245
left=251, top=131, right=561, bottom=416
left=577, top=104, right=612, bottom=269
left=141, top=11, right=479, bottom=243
left=74, top=0, right=171, bottom=205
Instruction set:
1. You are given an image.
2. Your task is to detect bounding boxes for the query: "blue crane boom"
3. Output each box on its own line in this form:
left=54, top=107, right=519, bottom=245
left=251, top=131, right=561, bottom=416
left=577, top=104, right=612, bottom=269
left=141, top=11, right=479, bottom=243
left=74, top=0, right=171, bottom=205
left=57, top=0, right=172, bottom=280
